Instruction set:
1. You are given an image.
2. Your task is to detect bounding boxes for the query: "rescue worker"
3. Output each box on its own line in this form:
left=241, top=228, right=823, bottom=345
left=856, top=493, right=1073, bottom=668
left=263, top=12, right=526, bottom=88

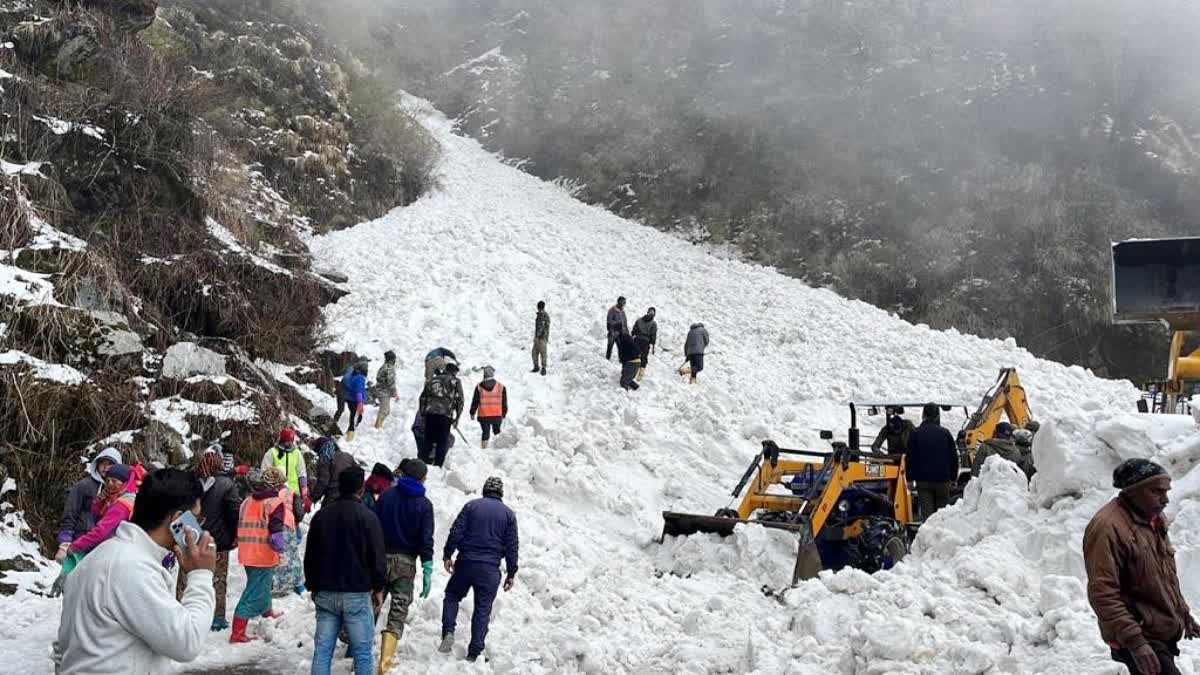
left=681, top=323, right=709, bottom=384
left=334, top=360, right=369, bottom=441
left=606, top=296, right=628, bottom=361
left=425, top=347, right=457, bottom=382
left=469, top=366, right=508, bottom=449
left=871, top=413, right=915, bottom=454
left=375, top=351, right=399, bottom=429
left=905, top=403, right=958, bottom=519
left=419, top=359, right=464, bottom=467
left=260, top=428, right=309, bottom=522
left=230, top=467, right=291, bottom=644
left=617, top=330, right=641, bottom=390
left=304, top=466, right=387, bottom=675
left=532, top=301, right=549, bottom=375
left=310, top=437, right=357, bottom=507
left=55, top=447, right=122, bottom=565
left=439, top=477, right=519, bottom=663
left=631, top=307, right=657, bottom=381
left=1084, top=459, right=1200, bottom=675
left=972, top=422, right=1035, bottom=480
left=375, top=458, right=435, bottom=672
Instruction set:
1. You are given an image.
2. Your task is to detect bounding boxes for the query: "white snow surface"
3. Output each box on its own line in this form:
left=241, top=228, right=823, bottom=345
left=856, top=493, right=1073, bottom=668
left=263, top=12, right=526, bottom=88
left=161, top=341, right=228, bottom=379
left=3, top=99, right=1200, bottom=673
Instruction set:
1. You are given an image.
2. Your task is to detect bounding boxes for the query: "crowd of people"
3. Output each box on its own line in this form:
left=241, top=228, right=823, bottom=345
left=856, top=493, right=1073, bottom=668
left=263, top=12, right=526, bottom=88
left=51, top=430, right=519, bottom=674
left=53, top=295, right=1200, bottom=675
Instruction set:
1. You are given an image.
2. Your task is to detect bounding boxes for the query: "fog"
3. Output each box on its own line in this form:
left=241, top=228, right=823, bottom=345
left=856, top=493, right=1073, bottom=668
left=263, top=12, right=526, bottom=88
left=307, top=0, right=1200, bottom=382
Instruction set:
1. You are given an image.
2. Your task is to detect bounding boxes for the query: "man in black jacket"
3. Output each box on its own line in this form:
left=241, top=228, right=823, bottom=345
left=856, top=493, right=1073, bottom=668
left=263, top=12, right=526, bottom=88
left=310, top=437, right=357, bottom=506
left=905, top=403, right=960, bottom=519
left=631, top=307, right=657, bottom=381
left=192, top=447, right=240, bottom=631
left=617, top=331, right=642, bottom=391
left=304, top=467, right=387, bottom=675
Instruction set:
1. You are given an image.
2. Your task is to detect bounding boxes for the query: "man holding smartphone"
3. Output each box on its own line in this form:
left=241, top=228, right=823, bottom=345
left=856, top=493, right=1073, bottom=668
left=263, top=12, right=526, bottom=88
left=53, top=469, right=217, bottom=674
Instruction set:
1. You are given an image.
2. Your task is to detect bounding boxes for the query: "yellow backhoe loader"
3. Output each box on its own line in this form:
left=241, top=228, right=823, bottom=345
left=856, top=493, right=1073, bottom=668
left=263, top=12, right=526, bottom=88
left=661, top=404, right=916, bottom=584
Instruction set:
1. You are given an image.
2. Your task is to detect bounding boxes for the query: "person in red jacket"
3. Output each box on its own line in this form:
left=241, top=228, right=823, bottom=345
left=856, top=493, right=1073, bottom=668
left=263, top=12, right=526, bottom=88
left=69, top=464, right=137, bottom=556
left=469, top=366, right=508, bottom=449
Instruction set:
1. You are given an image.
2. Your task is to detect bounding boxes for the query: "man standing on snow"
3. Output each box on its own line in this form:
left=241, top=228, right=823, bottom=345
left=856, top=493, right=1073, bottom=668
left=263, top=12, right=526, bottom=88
left=972, top=422, right=1034, bottom=480
left=439, top=477, right=519, bottom=663
left=424, top=347, right=457, bottom=382
left=532, top=300, right=550, bottom=375
left=1084, top=459, right=1200, bottom=675
left=260, top=428, right=309, bottom=522
left=470, top=366, right=508, bottom=449
left=310, top=437, right=357, bottom=507
left=334, top=360, right=369, bottom=441
left=55, top=447, right=121, bottom=566
left=374, top=351, right=399, bottom=429
left=305, top=466, right=388, bottom=675
left=374, top=458, right=435, bottom=672
left=631, top=307, right=657, bottom=381
left=617, top=330, right=642, bottom=390
left=53, top=469, right=216, bottom=674
left=419, top=359, right=464, bottom=467
left=682, top=322, right=709, bottom=384
left=905, top=403, right=958, bottom=519
left=606, top=296, right=628, bottom=361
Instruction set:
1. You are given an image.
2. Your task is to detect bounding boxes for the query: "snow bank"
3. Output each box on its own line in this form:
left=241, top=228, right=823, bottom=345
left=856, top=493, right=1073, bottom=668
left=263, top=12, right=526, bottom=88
left=1, top=97, right=1194, bottom=674
left=161, top=342, right=227, bottom=379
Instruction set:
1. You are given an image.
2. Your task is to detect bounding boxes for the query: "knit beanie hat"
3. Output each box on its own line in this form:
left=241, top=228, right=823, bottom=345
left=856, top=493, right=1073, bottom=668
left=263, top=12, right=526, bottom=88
left=262, top=466, right=286, bottom=489
left=399, top=458, right=428, bottom=481
left=106, top=464, right=132, bottom=484
left=247, top=468, right=267, bottom=490
left=483, top=365, right=496, bottom=380
left=482, top=476, right=504, bottom=498
left=195, top=451, right=223, bottom=479
left=922, top=403, right=940, bottom=421
left=1113, top=458, right=1168, bottom=491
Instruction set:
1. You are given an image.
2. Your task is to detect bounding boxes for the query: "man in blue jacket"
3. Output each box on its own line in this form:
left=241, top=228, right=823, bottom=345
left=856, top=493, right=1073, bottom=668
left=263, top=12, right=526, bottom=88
left=373, top=458, right=435, bottom=672
left=334, top=359, right=369, bottom=441
left=438, top=477, right=519, bottom=662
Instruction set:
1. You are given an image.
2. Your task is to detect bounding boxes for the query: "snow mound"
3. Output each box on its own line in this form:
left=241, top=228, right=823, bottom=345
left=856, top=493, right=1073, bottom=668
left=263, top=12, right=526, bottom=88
left=2, top=97, right=1197, bottom=673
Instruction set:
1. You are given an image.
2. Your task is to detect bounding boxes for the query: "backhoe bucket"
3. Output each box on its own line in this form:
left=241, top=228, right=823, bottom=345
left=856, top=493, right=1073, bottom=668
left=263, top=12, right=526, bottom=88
left=661, top=511, right=823, bottom=585
left=660, top=511, right=740, bottom=540
left=1112, top=238, right=1200, bottom=330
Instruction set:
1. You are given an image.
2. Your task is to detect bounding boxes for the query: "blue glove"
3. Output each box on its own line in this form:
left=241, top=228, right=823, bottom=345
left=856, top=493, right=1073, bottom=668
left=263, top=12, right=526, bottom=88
left=421, top=560, right=433, bottom=599
left=269, top=532, right=286, bottom=553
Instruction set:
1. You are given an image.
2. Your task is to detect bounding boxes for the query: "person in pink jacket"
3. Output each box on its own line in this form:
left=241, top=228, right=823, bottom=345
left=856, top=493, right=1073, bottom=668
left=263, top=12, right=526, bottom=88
left=70, top=464, right=138, bottom=555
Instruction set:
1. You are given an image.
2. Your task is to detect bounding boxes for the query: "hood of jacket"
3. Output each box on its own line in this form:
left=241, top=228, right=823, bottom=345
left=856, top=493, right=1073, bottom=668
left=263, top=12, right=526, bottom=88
left=87, top=447, right=123, bottom=483
left=479, top=379, right=497, bottom=391
left=395, top=477, right=426, bottom=497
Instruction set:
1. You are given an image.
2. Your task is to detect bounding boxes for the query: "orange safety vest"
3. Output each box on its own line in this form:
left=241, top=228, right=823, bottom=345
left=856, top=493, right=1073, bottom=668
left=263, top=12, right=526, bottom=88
left=476, top=382, right=505, bottom=419
left=237, top=495, right=284, bottom=568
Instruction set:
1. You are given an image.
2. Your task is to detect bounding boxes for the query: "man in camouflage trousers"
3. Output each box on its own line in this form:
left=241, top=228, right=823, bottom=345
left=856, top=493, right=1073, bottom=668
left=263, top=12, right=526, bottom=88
left=532, top=301, right=550, bottom=375
left=373, top=459, right=435, bottom=673
left=971, top=422, right=1035, bottom=480
left=374, top=351, right=399, bottom=429
left=419, top=360, right=464, bottom=467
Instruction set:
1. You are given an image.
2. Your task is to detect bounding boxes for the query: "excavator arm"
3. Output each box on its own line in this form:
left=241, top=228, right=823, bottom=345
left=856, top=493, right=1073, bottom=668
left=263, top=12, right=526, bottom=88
left=963, top=368, right=1031, bottom=451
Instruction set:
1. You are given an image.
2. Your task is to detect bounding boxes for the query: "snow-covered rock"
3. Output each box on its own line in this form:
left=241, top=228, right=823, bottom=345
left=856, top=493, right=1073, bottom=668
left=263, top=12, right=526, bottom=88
left=162, top=342, right=227, bottom=379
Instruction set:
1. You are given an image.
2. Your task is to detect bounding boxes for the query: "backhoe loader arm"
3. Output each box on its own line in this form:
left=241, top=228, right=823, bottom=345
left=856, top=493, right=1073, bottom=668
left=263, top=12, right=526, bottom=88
left=963, top=368, right=1031, bottom=451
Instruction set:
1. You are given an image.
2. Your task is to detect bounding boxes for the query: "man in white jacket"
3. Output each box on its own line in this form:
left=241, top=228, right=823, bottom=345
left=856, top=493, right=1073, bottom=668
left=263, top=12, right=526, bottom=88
left=53, top=468, right=217, bottom=674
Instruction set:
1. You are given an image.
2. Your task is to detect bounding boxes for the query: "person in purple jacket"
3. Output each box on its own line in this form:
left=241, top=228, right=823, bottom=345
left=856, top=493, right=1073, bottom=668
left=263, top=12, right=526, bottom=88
left=438, top=476, right=519, bottom=662
left=334, top=360, right=369, bottom=441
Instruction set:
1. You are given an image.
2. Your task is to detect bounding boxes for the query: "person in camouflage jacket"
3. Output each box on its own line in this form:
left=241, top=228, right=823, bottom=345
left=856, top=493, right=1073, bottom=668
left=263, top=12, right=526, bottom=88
left=375, top=351, right=399, bottom=429
left=419, top=360, right=464, bottom=467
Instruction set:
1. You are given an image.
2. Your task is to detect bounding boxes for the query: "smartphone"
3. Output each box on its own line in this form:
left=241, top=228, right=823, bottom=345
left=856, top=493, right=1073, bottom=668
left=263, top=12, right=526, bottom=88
left=170, top=511, right=203, bottom=551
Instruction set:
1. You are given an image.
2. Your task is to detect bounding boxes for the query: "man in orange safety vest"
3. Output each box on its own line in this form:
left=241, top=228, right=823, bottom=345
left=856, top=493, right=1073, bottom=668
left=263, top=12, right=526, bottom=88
left=469, top=366, right=508, bottom=449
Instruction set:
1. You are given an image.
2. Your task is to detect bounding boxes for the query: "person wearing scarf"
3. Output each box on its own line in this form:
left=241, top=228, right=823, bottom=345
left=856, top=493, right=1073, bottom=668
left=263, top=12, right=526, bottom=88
left=177, top=446, right=241, bottom=631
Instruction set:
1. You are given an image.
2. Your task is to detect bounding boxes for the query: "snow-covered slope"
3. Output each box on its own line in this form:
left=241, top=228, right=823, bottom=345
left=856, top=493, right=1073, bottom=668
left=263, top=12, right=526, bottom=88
left=3, top=97, right=1199, bottom=674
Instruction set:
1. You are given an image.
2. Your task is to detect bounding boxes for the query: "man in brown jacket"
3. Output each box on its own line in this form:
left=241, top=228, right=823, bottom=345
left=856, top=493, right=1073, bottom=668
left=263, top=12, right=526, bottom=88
left=1083, top=458, right=1200, bottom=675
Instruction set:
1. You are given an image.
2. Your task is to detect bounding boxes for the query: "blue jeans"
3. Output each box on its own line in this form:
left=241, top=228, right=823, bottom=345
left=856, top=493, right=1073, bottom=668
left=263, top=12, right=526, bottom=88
left=441, top=561, right=501, bottom=658
left=312, top=591, right=374, bottom=675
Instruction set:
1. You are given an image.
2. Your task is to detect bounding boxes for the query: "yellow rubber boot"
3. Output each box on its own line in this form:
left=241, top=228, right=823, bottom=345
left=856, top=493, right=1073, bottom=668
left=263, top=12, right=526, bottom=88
left=346, top=430, right=356, bottom=442
left=378, top=631, right=398, bottom=675
left=481, top=439, right=489, bottom=449
left=636, top=367, right=645, bottom=382
left=374, top=417, right=384, bottom=430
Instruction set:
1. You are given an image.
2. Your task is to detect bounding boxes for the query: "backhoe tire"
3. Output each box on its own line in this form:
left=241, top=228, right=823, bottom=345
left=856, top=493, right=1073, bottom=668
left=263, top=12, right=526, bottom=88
left=846, top=517, right=907, bottom=574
